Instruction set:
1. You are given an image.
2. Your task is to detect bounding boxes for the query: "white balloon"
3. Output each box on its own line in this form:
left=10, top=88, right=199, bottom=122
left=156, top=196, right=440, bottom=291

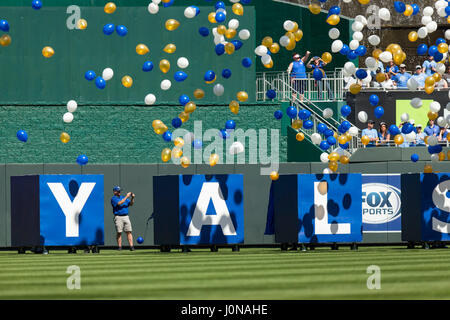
left=229, top=141, right=244, bottom=155
left=353, top=31, right=363, bottom=41
left=407, top=78, right=419, bottom=91
left=349, top=127, right=359, bottom=136
left=400, top=113, right=409, bottom=122
left=67, top=100, right=77, bottom=113
left=435, top=0, right=447, bottom=10
left=343, top=0, right=351, bottom=3
left=379, top=51, right=393, bottom=63
left=216, top=8, right=226, bottom=14
left=148, top=3, right=159, bottom=14
left=436, top=62, right=446, bottom=74
left=447, top=114, right=450, bottom=125
left=410, top=98, right=422, bottom=109
left=283, top=20, right=295, bottom=32
left=311, top=133, right=322, bottom=145
left=328, top=28, right=340, bottom=40
left=255, top=45, right=268, bottom=56
left=446, top=102, right=450, bottom=112
left=331, top=40, right=343, bottom=53
left=431, top=153, right=439, bottom=162
left=430, top=101, right=441, bottom=112
left=438, top=7, right=447, bottom=17
left=423, top=6, right=434, bottom=16
left=63, top=112, right=74, bottom=123
left=355, top=15, right=368, bottom=26
left=177, top=57, right=189, bottom=69
left=320, top=152, right=329, bottom=163
left=160, top=79, right=171, bottom=90
left=239, top=29, right=251, bottom=40
left=323, top=108, right=333, bottom=119
left=349, top=40, right=359, bottom=50
left=365, top=57, right=377, bottom=69
left=344, top=61, right=356, bottom=74
left=102, top=68, right=114, bottom=81
left=144, top=93, right=156, bottom=105
left=228, top=19, right=239, bottom=30
left=418, top=27, right=428, bottom=38
left=445, top=29, right=450, bottom=40
left=183, top=132, right=194, bottom=144
left=152, top=0, right=161, bottom=4
left=212, top=27, right=219, bottom=37
left=426, top=21, right=437, bottom=33
left=368, top=35, right=380, bottom=46
left=405, top=131, right=416, bottom=143
left=428, top=135, right=438, bottom=146
left=358, top=111, right=368, bottom=123
left=214, top=35, right=225, bottom=45
left=261, top=54, right=272, bottom=65
left=437, top=116, right=446, bottom=127
left=213, top=83, right=224, bottom=96
left=421, top=15, right=432, bottom=25
left=352, top=21, right=364, bottom=32
left=378, top=8, right=391, bottom=21
left=362, top=73, right=372, bottom=84
left=184, top=6, right=196, bottom=18
left=280, top=36, right=290, bottom=47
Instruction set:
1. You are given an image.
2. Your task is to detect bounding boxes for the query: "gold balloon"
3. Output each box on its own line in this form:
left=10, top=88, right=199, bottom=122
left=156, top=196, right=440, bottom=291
left=408, top=31, right=418, bottom=42
left=403, top=4, right=413, bottom=16
left=161, top=0, right=171, bottom=2
left=154, top=123, right=168, bottom=135
left=174, top=137, right=185, bottom=148
left=104, top=2, right=116, bottom=14
left=425, top=85, right=435, bottom=94
left=163, top=43, right=176, bottom=54
left=184, top=101, right=197, bottom=113
left=296, top=132, right=305, bottom=141
left=264, top=60, right=274, bottom=69
left=428, top=111, right=438, bottom=121
left=338, top=135, right=347, bottom=145
left=321, top=52, right=332, bottom=64
left=60, top=132, right=70, bottom=144
left=425, top=76, right=435, bottom=87
left=340, top=155, right=350, bottom=164
left=358, top=0, right=370, bottom=4
left=77, top=19, right=88, bottom=30
left=262, top=36, right=273, bottom=47
left=447, top=150, right=450, bottom=160
left=372, top=49, right=382, bottom=59
left=270, top=171, right=279, bottom=181
left=225, top=28, right=237, bottom=39
left=438, top=152, right=446, bottom=161
left=424, top=164, right=433, bottom=173
left=172, top=147, right=183, bottom=159
left=229, top=100, right=240, bottom=114
left=328, top=152, right=340, bottom=162
left=159, top=59, right=170, bottom=73
left=393, top=53, right=403, bottom=66
left=328, top=161, right=338, bottom=172
left=121, top=75, right=133, bottom=88
left=424, top=136, right=429, bottom=145
left=180, top=156, right=190, bottom=168
left=309, top=3, right=321, bottom=14
left=208, top=12, right=217, bottom=23
left=232, top=3, right=244, bottom=16
left=433, top=72, right=442, bottom=82
left=237, top=91, right=248, bottom=102
left=165, top=19, right=180, bottom=31
left=217, top=25, right=227, bottom=35
left=394, top=134, right=404, bottom=145
left=376, top=72, right=386, bottom=83
left=294, top=29, right=303, bottom=42
left=361, top=135, right=370, bottom=146
left=326, top=14, right=340, bottom=26
left=136, top=44, right=149, bottom=55
left=269, top=43, right=280, bottom=54
left=386, top=43, right=401, bottom=54
left=152, top=120, right=163, bottom=129
left=161, top=148, right=172, bottom=162
left=285, top=39, right=296, bottom=51
left=344, top=132, right=352, bottom=142
left=292, top=119, right=303, bottom=129
left=448, top=16, right=450, bottom=24
left=225, top=42, right=235, bottom=55
left=290, top=22, right=299, bottom=33
left=209, top=154, right=220, bottom=167
left=194, top=89, right=205, bottom=99
left=349, top=83, right=362, bottom=95
left=0, top=34, right=11, bottom=47
left=179, top=112, right=190, bottom=123
left=447, top=135, right=450, bottom=143
left=42, top=46, right=55, bottom=58
left=317, top=181, right=328, bottom=195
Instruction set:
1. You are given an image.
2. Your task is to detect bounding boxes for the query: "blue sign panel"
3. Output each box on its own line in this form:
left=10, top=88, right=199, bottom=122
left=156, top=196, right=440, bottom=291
left=421, top=173, right=450, bottom=241
left=179, top=174, right=244, bottom=245
left=39, top=175, right=104, bottom=246
left=362, top=174, right=401, bottom=233
left=298, top=174, right=362, bottom=243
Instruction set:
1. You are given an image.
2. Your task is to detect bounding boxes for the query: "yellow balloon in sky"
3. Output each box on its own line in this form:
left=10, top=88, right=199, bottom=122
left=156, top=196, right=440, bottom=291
left=338, top=135, right=347, bottom=145
left=154, top=123, right=168, bottom=135
left=340, top=155, right=350, bottom=164
left=326, top=14, right=340, bottom=26
left=328, top=161, right=338, bottom=172
left=270, top=43, right=280, bottom=54
left=425, top=76, right=435, bottom=87
left=294, top=29, right=303, bottom=42
left=448, top=16, right=450, bottom=24
left=179, top=112, right=190, bottom=123
left=60, top=132, right=70, bottom=144
left=358, top=0, right=370, bottom=4
left=77, top=19, right=88, bottom=30
left=264, top=60, right=274, bottom=69
left=376, top=72, right=386, bottom=83
left=225, top=28, right=237, bottom=39
left=290, top=22, right=299, bottom=33
left=194, top=89, right=205, bottom=99
left=0, top=34, right=11, bottom=47
left=180, top=156, right=190, bottom=168
left=309, top=3, right=321, bottom=14
left=424, top=164, right=433, bottom=173
left=42, top=46, right=55, bottom=58
left=217, top=25, right=227, bottom=35
left=184, top=101, right=197, bottom=113
left=161, top=148, right=172, bottom=162
left=208, top=12, right=217, bottom=23
left=165, top=19, right=180, bottom=31
left=159, top=59, right=170, bottom=73
left=209, top=153, right=220, bottom=167
left=174, top=137, right=185, bottom=148
left=270, top=171, right=279, bottom=181
left=172, top=147, right=183, bottom=159
left=237, top=91, right=248, bottom=102
left=408, top=31, right=418, bottom=42
left=296, top=132, right=305, bottom=141
left=361, top=135, right=370, bottom=146
left=121, top=76, right=133, bottom=88
left=349, top=83, right=362, bottom=95
left=285, top=39, right=296, bottom=51
left=394, top=134, right=404, bottom=145
left=229, top=100, right=240, bottom=114
left=403, top=4, right=413, bottom=16
left=433, top=72, right=442, bottom=82
left=292, top=119, right=303, bottom=130
left=372, top=49, right=382, bottom=59
left=425, top=85, right=435, bottom=95
left=104, top=2, right=116, bottom=14
left=225, top=42, right=235, bottom=55
left=393, top=53, right=403, bottom=65
left=163, top=44, right=176, bottom=54
left=262, top=36, right=273, bottom=47
left=152, top=120, right=163, bottom=129
left=438, top=42, right=448, bottom=54
left=136, top=44, right=149, bottom=55
left=232, top=3, right=244, bottom=16
left=322, top=52, right=332, bottom=63
left=328, top=152, right=340, bottom=162
left=428, top=111, right=438, bottom=121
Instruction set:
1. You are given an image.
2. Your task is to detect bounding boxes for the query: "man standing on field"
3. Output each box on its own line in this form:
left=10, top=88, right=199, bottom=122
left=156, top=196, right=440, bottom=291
left=111, top=186, right=135, bottom=251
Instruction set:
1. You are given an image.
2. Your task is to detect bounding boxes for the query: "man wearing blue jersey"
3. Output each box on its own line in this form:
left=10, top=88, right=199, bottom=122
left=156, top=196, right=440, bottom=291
left=111, top=186, right=135, bottom=251
left=287, top=51, right=311, bottom=102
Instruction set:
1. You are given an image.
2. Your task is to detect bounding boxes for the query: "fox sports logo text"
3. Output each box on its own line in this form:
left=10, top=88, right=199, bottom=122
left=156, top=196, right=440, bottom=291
left=362, top=183, right=401, bottom=224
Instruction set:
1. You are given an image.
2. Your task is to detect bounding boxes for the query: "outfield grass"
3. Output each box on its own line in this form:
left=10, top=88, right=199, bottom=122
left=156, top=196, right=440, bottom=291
left=0, top=246, right=449, bottom=299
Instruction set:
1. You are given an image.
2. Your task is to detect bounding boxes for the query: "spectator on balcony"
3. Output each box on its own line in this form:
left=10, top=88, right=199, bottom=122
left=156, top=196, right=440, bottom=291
left=415, top=125, right=426, bottom=146
left=385, top=61, right=399, bottom=77
left=307, top=56, right=333, bottom=100
left=425, top=119, right=440, bottom=137
left=392, top=64, right=411, bottom=88
left=422, top=55, right=437, bottom=77
left=438, top=126, right=449, bottom=142
left=411, top=65, right=426, bottom=89
left=377, top=122, right=390, bottom=146
left=361, top=120, right=378, bottom=147
left=287, top=51, right=310, bottom=103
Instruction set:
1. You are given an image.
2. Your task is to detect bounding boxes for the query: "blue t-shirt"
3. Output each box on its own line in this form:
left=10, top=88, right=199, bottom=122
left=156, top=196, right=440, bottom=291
left=415, top=132, right=426, bottom=145
left=392, top=72, right=411, bottom=88
left=424, top=125, right=440, bottom=136
left=386, top=65, right=399, bottom=74
left=111, top=196, right=131, bottom=216
left=411, top=73, right=426, bottom=88
left=291, top=61, right=307, bottom=79
left=422, top=60, right=437, bottom=77
left=362, top=128, right=378, bottom=146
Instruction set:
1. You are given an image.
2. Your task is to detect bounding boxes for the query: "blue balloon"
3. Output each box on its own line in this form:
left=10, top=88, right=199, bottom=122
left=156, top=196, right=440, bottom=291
left=341, top=105, right=351, bottom=117
left=266, top=89, right=277, bottom=99
left=85, top=70, right=96, bottom=81
left=76, top=154, right=88, bottom=166
left=339, top=142, right=349, bottom=149
left=142, top=61, right=154, bottom=72
left=31, top=0, right=42, bottom=10
left=174, top=71, right=188, bottom=82
left=137, top=237, right=144, bottom=244
left=411, top=4, right=420, bottom=15
left=374, top=106, right=384, bottom=119
left=436, top=38, right=446, bottom=45
left=287, top=106, right=297, bottom=119
left=204, top=70, right=215, bottom=82
left=428, top=144, right=442, bottom=154
left=225, top=120, right=236, bottom=130
left=411, top=154, right=419, bottom=162
left=355, top=69, right=368, bottom=80
left=341, top=120, right=351, bottom=131
left=215, top=1, right=225, bottom=10
left=446, top=5, right=450, bottom=15
left=338, top=124, right=346, bottom=134
left=16, top=130, right=28, bottom=142
left=324, top=129, right=334, bottom=138
left=389, top=125, right=400, bottom=136
left=220, top=129, right=230, bottom=139
left=179, top=94, right=190, bottom=106
left=193, top=139, right=203, bottom=149
left=172, top=118, right=182, bottom=128
left=103, top=23, right=115, bottom=35
left=394, top=1, right=406, bottom=13
left=162, top=0, right=174, bottom=7
left=317, top=123, right=327, bottom=133
left=0, top=20, right=9, bottom=32
left=242, top=57, right=252, bottom=68
left=298, top=109, right=311, bottom=120
left=369, top=94, right=379, bottom=106
left=313, top=68, right=324, bottom=81
left=215, top=43, right=225, bottom=56
left=192, top=6, right=200, bottom=16
left=401, top=123, right=414, bottom=134
left=327, top=136, right=337, bottom=146
left=434, top=51, right=444, bottom=62
left=318, top=0, right=327, bottom=2
left=328, top=6, right=341, bottom=15
left=215, top=11, right=226, bottom=23
left=347, top=50, right=357, bottom=60
left=95, top=77, right=106, bottom=89
left=428, top=45, right=438, bottom=56
left=199, top=27, right=210, bottom=37
left=417, top=44, right=428, bottom=55
left=222, top=69, right=232, bottom=79
left=303, top=120, right=314, bottom=129
left=232, top=40, right=243, bottom=50
left=340, top=44, right=350, bottom=55
left=116, top=25, right=128, bottom=36
left=274, top=110, right=283, bottom=120
left=163, top=131, right=172, bottom=142
left=355, top=45, right=367, bottom=56
left=320, top=141, right=330, bottom=151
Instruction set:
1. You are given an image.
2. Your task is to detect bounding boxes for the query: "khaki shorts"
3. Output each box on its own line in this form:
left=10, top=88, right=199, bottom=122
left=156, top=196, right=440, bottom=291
left=114, top=215, right=132, bottom=233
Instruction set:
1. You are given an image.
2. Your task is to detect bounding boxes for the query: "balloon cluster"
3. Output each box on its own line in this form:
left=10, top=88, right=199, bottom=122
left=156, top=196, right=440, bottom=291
left=0, top=19, right=11, bottom=47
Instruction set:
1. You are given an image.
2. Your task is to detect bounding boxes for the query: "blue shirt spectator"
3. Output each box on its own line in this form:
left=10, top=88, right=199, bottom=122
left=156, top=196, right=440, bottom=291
left=415, top=126, right=426, bottom=146
left=111, top=192, right=131, bottom=216
left=385, top=61, right=399, bottom=76
left=362, top=120, right=378, bottom=147
left=411, top=65, right=426, bottom=88
left=424, top=120, right=440, bottom=136
left=438, top=127, right=449, bottom=142
left=398, top=133, right=410, bottom=148
left=422, top=56, right=437, bottom=77
left=392, top=64, right=411, bottom=88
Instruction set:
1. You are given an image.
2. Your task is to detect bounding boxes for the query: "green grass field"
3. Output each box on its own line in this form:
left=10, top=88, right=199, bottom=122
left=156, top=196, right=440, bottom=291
left=0, top=246, right=449, bottom=299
